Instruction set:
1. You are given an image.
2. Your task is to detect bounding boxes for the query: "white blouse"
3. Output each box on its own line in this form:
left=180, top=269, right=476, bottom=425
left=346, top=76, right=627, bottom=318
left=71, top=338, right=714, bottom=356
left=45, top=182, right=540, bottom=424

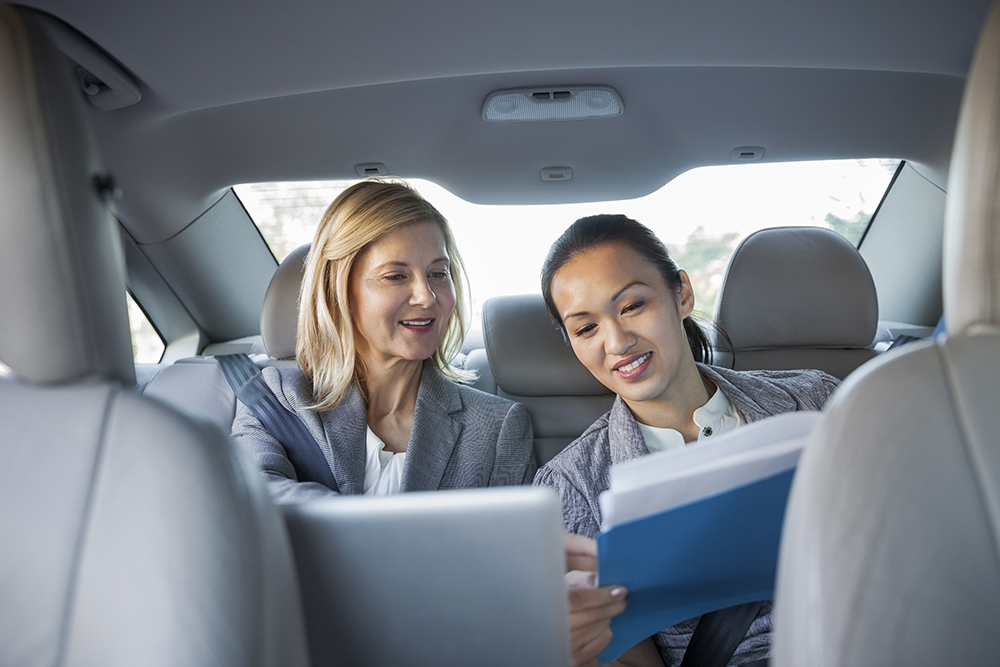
left=637, top=385, right=742, bottom=453
left=362, top=426, right=407, bottom=495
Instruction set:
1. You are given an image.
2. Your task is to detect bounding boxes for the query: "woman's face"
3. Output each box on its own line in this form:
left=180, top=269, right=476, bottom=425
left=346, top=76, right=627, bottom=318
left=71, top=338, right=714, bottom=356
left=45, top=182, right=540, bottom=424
left=550, top=242, right=697, bottom=409
left=348, top=220, right=456, bottom=371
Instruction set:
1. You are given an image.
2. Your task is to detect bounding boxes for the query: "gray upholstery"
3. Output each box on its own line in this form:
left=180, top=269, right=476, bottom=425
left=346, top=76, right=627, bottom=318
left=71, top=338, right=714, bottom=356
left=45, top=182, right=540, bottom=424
left=465, top=347, right=497, bottom=394
left=714, top=226, right=879, bottom=379
left=0, top=5, right=134, bottom=386
left=483, top=294, right=615, bottom=464
left=0, top=381, right=310, bottom=667
left=262, top=243, right=309, bottom=360
left=144, top=356, right=299, bottom=430
left=0, top=6, right=309, bottom=666
left=773, top=3, right=1000, bottom=665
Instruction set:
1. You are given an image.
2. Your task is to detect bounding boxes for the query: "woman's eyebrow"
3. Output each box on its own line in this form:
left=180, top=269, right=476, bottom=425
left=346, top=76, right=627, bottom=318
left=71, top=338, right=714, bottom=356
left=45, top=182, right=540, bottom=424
left=371, top=260, right=409, bottom=271
left=372, top=256, right=449, bottom=271
left=612, top=281, right=648, bottom=301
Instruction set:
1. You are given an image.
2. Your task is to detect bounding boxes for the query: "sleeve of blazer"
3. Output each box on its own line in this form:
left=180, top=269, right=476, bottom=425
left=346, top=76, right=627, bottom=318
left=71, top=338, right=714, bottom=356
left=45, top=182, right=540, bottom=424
left=533, top=464, right=601, bottom=538
left=230, top=381, right=338, bottom=504
left=488, top=400, right=537, bottom=486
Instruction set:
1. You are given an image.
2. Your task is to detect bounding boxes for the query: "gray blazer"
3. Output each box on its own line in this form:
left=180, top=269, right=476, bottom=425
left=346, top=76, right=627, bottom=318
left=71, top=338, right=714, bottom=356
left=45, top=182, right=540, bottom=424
left=232, top=361, right=536, bottom=503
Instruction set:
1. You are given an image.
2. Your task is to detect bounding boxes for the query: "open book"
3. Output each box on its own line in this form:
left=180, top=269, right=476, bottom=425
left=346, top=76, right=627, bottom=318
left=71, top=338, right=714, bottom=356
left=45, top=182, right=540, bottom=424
left=595, top=411, right=821, bottom=663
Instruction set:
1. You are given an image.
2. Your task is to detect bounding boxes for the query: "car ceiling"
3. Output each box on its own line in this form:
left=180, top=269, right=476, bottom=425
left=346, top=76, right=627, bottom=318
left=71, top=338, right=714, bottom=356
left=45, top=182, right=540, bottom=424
left=14, top=0, right=995, bottom=245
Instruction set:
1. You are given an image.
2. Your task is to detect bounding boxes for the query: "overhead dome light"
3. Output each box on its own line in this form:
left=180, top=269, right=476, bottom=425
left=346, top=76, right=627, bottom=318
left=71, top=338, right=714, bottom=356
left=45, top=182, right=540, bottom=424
left=482, top=86, right=623, bottom=122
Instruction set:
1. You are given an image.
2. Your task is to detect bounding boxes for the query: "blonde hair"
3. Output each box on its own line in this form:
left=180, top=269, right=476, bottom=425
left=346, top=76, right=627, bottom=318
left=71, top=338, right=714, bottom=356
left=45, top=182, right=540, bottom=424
left=297, top=179, right=474, bottom=410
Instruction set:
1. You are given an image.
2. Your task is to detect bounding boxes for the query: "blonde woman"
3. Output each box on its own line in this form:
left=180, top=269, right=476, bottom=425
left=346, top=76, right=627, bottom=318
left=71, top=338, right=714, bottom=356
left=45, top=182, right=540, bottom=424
left=233, top=179, right=535, bottom=503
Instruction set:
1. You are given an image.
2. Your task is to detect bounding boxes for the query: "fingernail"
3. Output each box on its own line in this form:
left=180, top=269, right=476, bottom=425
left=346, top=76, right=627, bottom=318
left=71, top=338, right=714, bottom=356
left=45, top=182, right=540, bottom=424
left=610, top=586, right=627, bottom=598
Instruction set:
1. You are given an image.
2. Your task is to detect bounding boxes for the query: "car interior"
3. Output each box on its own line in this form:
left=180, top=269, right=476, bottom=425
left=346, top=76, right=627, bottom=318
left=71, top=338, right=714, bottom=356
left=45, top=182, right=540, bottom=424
left=1, top=0, right=998, bottom=665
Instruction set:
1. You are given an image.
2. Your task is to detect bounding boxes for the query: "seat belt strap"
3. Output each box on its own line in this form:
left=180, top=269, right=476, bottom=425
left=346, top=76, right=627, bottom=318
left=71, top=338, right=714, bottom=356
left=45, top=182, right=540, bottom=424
left=887, top=334, right=922, bottom=351
left=679, top=600, right=765, bottom=667
left=217, top=353, right=339, bottom=492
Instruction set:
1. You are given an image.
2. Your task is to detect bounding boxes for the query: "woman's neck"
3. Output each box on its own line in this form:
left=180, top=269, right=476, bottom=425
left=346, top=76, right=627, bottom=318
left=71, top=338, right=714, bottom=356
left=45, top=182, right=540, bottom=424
left=360, top=357, right=423, bottom=453
left=624, top=358, right=714, bottom=443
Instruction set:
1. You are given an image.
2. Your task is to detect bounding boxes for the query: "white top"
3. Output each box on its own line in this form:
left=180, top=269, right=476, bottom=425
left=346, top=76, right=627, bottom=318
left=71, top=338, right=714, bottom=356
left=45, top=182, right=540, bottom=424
left=363, top=426, right=407, bottom=495
left=637, top=385, right=742, bottom=453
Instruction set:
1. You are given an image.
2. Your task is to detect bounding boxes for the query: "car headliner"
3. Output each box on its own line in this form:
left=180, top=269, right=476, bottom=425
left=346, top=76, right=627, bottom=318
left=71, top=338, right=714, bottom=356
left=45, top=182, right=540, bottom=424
left=13, top=0, right=993, bottom=244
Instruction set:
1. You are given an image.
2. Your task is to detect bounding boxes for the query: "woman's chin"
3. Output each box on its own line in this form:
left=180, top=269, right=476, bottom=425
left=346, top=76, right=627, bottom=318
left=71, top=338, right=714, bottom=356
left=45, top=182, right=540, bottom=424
left=396, top=343, right=442, bottom=364
left=610, top=376, right=668, bottom=405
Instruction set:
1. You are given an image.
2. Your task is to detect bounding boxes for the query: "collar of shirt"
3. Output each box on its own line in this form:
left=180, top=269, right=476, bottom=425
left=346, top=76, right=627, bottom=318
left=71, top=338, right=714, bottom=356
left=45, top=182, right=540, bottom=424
left=637, top=386, right=742, bottom=453
left=363, top=426, right=407, bottom=495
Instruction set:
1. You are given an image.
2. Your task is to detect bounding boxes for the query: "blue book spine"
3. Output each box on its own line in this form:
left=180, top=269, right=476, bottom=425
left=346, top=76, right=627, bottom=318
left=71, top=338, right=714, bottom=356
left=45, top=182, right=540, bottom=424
left=596, top=468, right=795, bottom=663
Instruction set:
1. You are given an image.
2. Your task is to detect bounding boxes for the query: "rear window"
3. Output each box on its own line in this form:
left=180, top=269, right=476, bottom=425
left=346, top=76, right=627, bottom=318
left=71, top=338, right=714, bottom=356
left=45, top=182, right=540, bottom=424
left=236, top=158, right=898, bottom=321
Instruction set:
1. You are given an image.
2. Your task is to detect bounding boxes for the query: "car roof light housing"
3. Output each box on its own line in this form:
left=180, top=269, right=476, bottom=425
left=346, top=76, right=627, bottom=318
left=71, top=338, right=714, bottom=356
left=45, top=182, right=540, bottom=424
left=482, top=86, right=623, bottom=122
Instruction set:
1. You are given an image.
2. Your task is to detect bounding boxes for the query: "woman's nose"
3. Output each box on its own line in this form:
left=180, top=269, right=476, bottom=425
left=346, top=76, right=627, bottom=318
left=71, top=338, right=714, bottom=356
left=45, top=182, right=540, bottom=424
left=410, top=277, right=436, bottom=306
left=605, top=322, right=636, bottom=356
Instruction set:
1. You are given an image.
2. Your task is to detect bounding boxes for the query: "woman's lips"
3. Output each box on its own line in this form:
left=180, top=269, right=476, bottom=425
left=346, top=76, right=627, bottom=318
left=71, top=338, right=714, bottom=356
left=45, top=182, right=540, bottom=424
left=400, top=318, right=434, bottom=332
left=613, top=352, right=651, bottom=380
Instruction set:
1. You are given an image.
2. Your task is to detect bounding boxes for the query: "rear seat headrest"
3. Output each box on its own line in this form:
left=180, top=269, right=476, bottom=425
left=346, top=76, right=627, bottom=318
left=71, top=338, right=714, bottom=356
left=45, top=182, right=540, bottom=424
left=715, top=226, right=878, bottom=350
left=483, top=294, right=608, bottom=397
left=261, top=243, right=310, bottom=360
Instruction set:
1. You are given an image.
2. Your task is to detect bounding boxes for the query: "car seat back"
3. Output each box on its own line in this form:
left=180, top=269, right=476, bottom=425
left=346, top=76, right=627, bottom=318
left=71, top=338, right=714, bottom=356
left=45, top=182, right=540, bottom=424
left=0, top=7, right=308, bottom=666
left=773, top=4, right=1000, bottom=665
left=482, top=294, right=615, bottom=465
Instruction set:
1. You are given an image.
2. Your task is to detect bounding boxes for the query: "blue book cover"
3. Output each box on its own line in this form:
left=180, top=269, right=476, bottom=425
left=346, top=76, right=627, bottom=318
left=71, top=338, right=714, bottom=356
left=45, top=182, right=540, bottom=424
left=596, top=468, right=796, bottom=663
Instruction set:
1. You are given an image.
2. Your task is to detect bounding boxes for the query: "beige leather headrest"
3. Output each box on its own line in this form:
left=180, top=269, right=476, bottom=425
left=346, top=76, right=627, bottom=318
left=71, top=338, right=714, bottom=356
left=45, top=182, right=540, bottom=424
left=944, top=1, right=1000, bottom=336
left=715, top=226, right=878, bottom=350
left=260, top=244, right=309, bottom=359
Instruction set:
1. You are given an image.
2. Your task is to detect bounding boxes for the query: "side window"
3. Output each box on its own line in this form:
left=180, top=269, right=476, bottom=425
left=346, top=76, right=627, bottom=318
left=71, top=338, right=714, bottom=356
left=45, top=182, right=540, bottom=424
left=127, top=293, right=165, bottom=363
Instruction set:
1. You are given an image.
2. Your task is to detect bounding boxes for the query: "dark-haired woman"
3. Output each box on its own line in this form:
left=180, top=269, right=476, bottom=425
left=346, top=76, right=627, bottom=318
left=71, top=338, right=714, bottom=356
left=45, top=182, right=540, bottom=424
left=534, top=214, right=839, bottom=667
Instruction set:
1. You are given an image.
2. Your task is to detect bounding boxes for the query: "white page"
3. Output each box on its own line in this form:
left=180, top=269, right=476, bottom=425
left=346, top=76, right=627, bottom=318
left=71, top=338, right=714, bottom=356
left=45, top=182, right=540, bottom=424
left=600, top=411, right=821, bottom=529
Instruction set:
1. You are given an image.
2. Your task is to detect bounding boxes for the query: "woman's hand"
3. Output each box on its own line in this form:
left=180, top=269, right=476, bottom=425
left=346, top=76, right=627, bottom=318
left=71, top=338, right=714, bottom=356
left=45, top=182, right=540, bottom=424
left=566, top=569, right=628, bottom=666
left=563, top=533, right=628, bottom=666
left=564, top=532, right=599, bottom=573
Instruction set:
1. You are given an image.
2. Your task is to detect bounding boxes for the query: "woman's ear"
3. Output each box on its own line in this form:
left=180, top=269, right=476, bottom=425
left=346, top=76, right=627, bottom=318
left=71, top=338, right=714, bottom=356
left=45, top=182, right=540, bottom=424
left=677, top=269, right=696, bottom=318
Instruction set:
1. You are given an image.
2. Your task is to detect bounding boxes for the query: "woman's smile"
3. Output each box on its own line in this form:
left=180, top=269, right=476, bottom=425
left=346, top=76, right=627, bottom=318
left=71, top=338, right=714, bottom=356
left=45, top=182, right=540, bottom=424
left=400, top=317, right=435, bottom=332
left=613, top=352, right=652, bottom=380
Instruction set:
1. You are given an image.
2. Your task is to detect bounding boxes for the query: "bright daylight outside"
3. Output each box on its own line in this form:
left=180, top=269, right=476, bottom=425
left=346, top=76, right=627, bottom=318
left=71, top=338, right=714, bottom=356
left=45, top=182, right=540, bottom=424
left=235, top=159, right=899, bottom=336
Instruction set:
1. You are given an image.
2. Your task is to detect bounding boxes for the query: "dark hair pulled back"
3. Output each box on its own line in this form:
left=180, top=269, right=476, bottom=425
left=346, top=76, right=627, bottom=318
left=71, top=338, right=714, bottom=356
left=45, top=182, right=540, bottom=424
left=541, top=214, right=716, bottom=364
